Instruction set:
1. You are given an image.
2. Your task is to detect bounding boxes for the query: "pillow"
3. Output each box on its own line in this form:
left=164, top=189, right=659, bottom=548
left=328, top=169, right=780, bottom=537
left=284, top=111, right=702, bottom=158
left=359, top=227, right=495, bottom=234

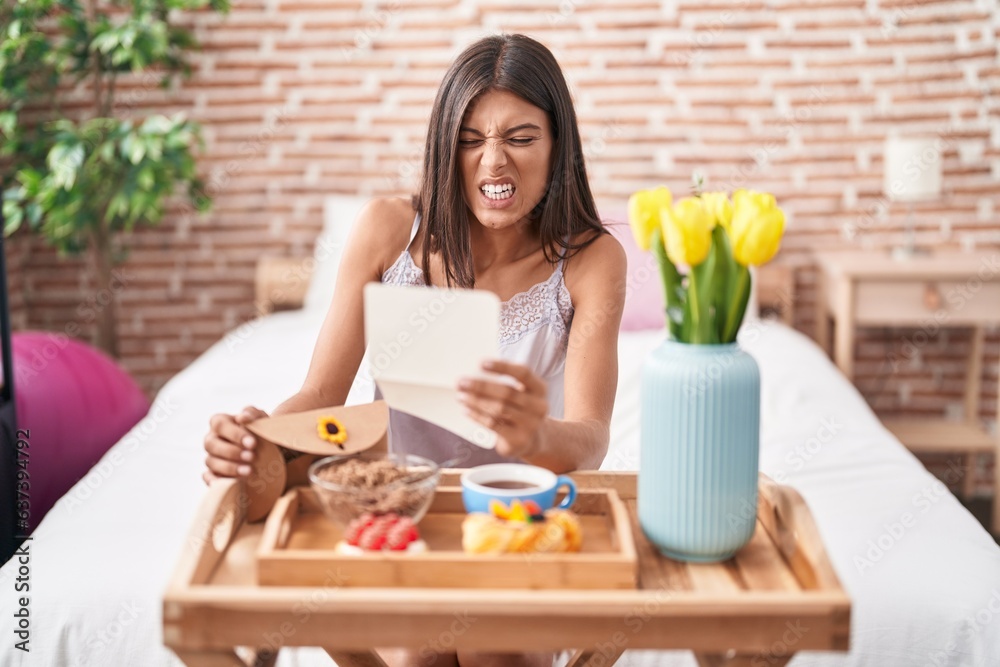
left=603, top=212, right=667, bottom=332
left=303, top=195, right=369, bottom=313
left=602, top=209, right=759, bottom=332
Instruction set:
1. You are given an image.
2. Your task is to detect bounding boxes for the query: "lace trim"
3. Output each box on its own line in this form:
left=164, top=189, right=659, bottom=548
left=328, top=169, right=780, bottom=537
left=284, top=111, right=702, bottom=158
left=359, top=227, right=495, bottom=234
left=381, top=251, right=573, bottom=347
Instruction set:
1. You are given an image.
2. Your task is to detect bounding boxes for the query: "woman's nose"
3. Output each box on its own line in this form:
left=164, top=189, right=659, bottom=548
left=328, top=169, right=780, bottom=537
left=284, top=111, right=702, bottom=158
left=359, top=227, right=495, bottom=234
left=481, top=140, right=508, bottom=170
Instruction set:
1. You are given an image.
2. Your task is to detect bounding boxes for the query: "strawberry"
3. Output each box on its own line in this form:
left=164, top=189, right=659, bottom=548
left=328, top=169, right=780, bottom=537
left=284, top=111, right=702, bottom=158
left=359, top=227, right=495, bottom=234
left=385, top=529, right=410, bottom=551
left=348, top=513, right=421, bottom=551
left=343, top=513, right=376, bottom=546
left=396, top=517, right=419, bottom=542
left=385, top=518, right=419, bottom=551
left=358, top=522, right=389, bottom=551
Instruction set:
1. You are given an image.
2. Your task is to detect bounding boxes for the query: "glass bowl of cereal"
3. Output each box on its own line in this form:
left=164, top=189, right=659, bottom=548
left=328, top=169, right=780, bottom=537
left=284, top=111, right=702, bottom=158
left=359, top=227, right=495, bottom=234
left=307, top=451, right=441, bottom=528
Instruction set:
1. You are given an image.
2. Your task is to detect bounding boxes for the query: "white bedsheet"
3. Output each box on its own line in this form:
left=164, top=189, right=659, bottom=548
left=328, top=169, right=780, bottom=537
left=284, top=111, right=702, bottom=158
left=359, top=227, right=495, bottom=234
left=2, top=309, right=999, bottom=667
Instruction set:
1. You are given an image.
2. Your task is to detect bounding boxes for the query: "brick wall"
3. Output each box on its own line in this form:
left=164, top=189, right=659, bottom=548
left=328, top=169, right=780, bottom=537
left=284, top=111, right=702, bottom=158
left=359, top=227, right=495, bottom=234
left=6, top=0, right=1000, bottom=486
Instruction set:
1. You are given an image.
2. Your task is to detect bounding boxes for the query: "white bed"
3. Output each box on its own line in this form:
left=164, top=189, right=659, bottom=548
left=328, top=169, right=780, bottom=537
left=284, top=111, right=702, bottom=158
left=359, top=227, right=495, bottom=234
left=3, top=198, right=1000, bottom=667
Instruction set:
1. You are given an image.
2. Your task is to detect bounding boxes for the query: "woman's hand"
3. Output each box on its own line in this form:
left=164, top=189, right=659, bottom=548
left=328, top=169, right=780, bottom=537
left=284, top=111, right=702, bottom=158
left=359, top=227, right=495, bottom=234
left=202, top=406, right=269, bottom=484
left=457, top=360, right=548, bottom=460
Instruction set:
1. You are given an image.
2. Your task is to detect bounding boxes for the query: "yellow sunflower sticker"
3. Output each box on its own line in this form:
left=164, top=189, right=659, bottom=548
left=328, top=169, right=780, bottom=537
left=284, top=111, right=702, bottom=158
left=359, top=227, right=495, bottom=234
left=317, top=416, right=347, bottom=447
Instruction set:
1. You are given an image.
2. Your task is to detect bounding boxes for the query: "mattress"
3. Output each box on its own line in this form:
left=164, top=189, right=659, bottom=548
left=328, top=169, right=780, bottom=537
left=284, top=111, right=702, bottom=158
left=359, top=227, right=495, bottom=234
left=1, top=307, right=998, bottom=667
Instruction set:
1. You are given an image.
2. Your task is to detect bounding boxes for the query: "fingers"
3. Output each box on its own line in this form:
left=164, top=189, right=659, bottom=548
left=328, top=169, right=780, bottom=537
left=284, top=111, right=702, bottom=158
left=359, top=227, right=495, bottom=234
left=458, top=380, right=546, bottom=423
left=458, top=379, right=526, bottom=411
left=205, top=453, right=251, bottom=479
left=234, top=406, right=268, bottom=424
left=204, top=434, right=251, bottom=465
left=205, top=406, right=266, bottom=480
left=462, top=397, right=514, bottom=430
left=202, top=470, right=218, bottom=485
left=481, top=359, right=546, bottom=395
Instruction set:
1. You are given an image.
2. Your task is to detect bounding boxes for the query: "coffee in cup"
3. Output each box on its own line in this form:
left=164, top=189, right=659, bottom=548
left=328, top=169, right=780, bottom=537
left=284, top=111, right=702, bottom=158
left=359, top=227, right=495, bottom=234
left=460, top=463, right=577, bottom=514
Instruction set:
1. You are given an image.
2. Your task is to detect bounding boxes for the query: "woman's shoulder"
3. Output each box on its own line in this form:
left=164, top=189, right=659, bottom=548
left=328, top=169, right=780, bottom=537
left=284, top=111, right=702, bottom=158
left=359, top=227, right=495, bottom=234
left=348, top=196, right=417, bottom=275
left=354, top=196, right=416, bottom=239
left=563, top=230, right=627, bottom=287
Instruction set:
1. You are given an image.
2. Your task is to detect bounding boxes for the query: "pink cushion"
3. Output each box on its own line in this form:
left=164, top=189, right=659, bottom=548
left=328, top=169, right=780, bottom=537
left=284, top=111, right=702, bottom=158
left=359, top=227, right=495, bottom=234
left=603, top=211, right=666, bottom=332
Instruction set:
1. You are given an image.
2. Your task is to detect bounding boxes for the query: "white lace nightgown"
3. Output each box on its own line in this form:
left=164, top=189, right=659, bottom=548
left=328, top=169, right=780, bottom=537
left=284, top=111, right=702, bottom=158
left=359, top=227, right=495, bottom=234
left=372, top=213, right=574, bottom=467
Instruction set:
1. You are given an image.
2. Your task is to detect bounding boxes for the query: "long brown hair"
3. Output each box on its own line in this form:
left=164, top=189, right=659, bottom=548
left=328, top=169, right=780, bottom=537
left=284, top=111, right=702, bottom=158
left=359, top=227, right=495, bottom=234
left=413, top=34, right=605, bottom=288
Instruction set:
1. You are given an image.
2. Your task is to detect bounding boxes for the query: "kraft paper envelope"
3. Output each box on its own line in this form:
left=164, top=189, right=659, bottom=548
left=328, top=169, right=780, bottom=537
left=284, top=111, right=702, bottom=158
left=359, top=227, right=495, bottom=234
left=363, top=283, right=500, bottom=449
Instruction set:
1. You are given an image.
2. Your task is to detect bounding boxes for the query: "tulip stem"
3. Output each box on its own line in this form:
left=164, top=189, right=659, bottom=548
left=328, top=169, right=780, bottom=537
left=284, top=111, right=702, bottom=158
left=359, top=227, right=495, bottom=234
left=652, top=227, right=682, bottom=341
left=687, top=268, right=702, bottom=343
left=722, top=265, right=750, bottom=343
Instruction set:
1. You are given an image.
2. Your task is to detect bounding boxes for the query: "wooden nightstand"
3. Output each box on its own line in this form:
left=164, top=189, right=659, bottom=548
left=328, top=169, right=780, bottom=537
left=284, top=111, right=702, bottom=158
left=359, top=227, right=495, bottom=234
left=814, top=250, right=1000, bottom=533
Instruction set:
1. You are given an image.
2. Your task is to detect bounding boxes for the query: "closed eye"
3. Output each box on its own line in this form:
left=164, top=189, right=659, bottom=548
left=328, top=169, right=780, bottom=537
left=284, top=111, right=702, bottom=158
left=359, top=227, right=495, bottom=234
left=458, top=137, right=537, bottom=148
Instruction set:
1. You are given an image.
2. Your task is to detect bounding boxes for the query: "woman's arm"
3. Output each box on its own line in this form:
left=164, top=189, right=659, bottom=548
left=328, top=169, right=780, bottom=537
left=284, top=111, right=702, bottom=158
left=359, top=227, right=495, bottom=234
left=531, top=233, right=627, bottom=471
left=459, top=233, right=627, bottom=472
left=203, top=197, right=414, bottom=481
left=273, top=197, right=415, bottom=415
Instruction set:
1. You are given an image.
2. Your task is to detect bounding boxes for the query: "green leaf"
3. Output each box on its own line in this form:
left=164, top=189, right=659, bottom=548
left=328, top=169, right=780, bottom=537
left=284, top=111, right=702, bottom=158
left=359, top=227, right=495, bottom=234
left=717, top=225, right=752, bottom=343
left=122, top=132, right=145, bottom=164
left=136, top=165, right=154, bottom=191
left=688, top=238, right=718, bottom=344
left=651, top=226, right=684, bottom=342
left=721, top=266, right=752, bottom=344
left=2, top=195, right=24, bottom=236
left=0, top=110, right=15, bottom=136
left=47, top=141, right=85, bottom=189
left=709, top=226, right=734, bottom=343
left=1, top=0, right=221, bottom=257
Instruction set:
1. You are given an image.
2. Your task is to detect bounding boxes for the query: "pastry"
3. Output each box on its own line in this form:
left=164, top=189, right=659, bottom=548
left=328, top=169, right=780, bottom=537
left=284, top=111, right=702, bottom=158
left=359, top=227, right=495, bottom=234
left=462, top=499, right=582, bottom=554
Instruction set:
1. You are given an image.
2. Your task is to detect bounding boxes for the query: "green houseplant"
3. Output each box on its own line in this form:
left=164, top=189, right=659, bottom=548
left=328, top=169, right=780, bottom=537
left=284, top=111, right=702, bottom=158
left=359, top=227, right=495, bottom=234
left=0, top=0, right=229, bottom=357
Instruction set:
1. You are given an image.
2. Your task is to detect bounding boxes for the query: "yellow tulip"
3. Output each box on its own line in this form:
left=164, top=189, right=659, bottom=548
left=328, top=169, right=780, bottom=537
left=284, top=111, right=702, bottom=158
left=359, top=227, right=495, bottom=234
left=701, top=191, right=733, bottom=229
left=729, top=190, right=785, bottom=266
left=663, top=196, right=715, bottom=267
left=627, top=187, right=672, bottom=251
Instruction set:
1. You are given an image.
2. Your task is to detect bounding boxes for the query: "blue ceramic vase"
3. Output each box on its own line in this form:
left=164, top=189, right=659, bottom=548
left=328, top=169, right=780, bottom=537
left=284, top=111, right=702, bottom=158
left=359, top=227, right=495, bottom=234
left=638, top=339, right=760, bottom=562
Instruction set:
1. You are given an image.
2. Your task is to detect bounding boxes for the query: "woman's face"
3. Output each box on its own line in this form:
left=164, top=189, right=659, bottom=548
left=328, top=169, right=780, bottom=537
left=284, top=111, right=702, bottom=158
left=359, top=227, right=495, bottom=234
left=457, top=88, right=554, bottom=232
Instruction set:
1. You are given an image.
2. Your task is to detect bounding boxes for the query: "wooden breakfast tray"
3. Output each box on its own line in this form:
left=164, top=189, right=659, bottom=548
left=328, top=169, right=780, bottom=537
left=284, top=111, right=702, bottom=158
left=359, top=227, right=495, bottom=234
left=164, top=471, right=851, bottom=667
left=257, top=486, right=637, bottom=589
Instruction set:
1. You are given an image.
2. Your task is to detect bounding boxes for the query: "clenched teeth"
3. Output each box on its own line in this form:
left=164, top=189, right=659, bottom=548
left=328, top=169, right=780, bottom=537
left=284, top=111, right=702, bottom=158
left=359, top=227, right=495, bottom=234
left=481, top=183, right=514, bottom=200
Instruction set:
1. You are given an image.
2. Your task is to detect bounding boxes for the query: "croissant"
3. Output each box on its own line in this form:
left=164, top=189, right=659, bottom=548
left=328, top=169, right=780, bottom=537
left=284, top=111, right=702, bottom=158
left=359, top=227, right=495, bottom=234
left=462, top=509, right=582, bottom=554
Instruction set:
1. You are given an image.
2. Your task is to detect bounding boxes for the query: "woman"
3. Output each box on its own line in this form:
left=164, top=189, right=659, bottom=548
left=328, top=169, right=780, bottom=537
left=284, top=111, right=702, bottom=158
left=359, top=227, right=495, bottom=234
left=203, top=33, right=626, bottom=666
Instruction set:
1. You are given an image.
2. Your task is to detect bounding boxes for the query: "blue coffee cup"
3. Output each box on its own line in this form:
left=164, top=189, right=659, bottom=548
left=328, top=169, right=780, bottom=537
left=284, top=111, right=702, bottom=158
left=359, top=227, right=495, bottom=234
left=460, top=463, right=577, bottom=514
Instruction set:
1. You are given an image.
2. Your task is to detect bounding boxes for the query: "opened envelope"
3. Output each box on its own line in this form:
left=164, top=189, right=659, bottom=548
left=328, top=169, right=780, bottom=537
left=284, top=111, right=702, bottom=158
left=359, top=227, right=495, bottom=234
left=363, top=283, right=500, bottom=448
